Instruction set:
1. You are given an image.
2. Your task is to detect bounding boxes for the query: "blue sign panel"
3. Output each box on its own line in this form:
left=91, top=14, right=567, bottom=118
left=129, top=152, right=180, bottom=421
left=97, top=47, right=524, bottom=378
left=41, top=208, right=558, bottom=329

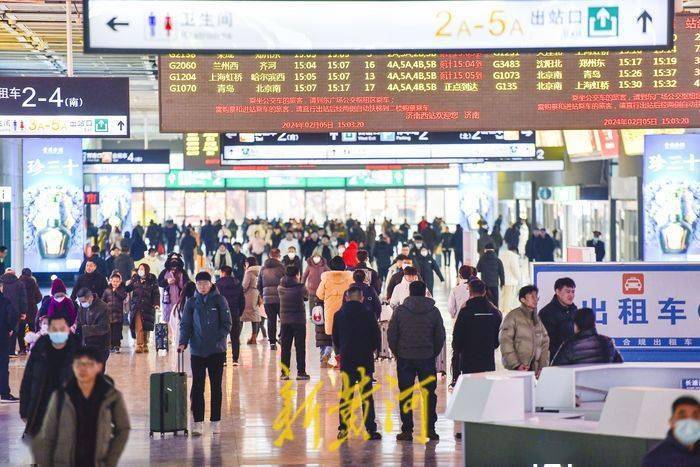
left=534, top=262, right=700, bottom=362
left=22, top=139, right=85, bottom=272
left=643, top=135, right=700, bottom=261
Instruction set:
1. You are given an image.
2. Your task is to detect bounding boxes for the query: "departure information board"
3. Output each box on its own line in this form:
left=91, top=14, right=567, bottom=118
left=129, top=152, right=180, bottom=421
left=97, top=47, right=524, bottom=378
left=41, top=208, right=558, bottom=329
left=159, top=16, right=700, bottom=133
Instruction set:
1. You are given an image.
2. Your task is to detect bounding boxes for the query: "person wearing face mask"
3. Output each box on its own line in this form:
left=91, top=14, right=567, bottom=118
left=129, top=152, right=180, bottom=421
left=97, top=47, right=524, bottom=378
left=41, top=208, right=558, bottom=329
left=102, top=273, right=127, bottom=353
left=126, top=264, right=160, bottom=354
left=414, top=247, right=445, bottom=296
left=230, top=242, right=247, bottom=282
left=301, top=231, right=320, bottom=260
left=75, top=288, right=110, bottom=368
left=19, top=313, right=79, bottom=437
left=642, top=396, right=699, bottom=466
left=302, top=254, right=329, bottom=318
left=278, top=230, right=301, bottom=258
left=212, top=243, right=233, bottom=274
left=585, top=230, right=606, bottom=262
left=45, top=278, right=77, bottom=327
left=313, top=235, right=337, bottom=264
left=282, top=246, right=303, bottom=275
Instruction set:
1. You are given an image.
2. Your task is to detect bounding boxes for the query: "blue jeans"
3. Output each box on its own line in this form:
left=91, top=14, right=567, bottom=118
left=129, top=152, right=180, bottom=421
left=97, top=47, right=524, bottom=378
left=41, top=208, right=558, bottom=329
left=396, top=357, right=438, bottom=433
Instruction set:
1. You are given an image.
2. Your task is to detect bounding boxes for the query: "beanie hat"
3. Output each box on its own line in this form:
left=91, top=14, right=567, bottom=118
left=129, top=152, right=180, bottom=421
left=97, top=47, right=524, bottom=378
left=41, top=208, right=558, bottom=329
left=50, top=278, right=67, bottom=295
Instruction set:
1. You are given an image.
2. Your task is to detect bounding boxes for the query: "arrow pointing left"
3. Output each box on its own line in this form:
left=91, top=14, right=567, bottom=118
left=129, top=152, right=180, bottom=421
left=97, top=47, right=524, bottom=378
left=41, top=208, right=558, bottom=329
left=107, top=17, right=130, bottom=31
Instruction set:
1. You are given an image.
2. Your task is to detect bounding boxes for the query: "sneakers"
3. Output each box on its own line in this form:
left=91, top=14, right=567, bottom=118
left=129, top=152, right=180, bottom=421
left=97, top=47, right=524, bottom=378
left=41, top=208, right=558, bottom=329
left=270, top=344, right=277, bottom=350
left=191, top=422, right=203, bottom=436
left=0, top=394, right=19, bottom=403
left=367, top=431, right=382, bottom=441
left=135, top=346, right=143, bottom=354
left=396, top=431, right=413, bottom=442
left=280, top=373, right=290, bottom=381
left=454, top=432, right=462, bottom=440
left=337, top=430, right=348, bottom=440
left=232, top=361, right=239, bottom=367
left=211, top=421, right=221, bottom=434
left=427, top=431, right=440, bottom=441
left=296, top=373, right=310, bottom=380
left=247, top=338, right=256, bottom=345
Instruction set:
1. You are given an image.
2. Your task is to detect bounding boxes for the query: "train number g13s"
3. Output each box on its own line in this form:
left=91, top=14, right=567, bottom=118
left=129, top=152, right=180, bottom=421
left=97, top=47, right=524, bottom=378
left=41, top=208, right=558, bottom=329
left=435, top=10, right=524, bottom=38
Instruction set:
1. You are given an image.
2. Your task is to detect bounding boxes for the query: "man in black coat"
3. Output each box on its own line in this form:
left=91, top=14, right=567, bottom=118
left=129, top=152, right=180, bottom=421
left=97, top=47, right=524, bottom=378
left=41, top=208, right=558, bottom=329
left=538, top=277, right=578, bottom=361
left=332, top=285, right=382, bottom=441
left=452, top=279, right=502, bottom=375
left=414, top=247, right=445, bottom=295
left=216, top=266, right=245, bottom=365
left=476, top=244, right=505, bottom=308
left=277, top=265, right=309, bottom=380
left=0, top=281, right=17, bottom=402
left=373, top=235, right=394, bottom=283
left=78, top=245, right=108, bottom=277
left=70, top=260, right=109, bottom=301
left=641, top=396, right=700, bottom=467
left=586, top=231, right=606, bottom=262
left=552, top=308, right=622, bottom=365
left=20, top=314, right=79, bottom=436
left=230, top=242, right=247, bottom=283
left=355, top=249, right=382, bottom=295
left=0, top=269, right=27, bottom=358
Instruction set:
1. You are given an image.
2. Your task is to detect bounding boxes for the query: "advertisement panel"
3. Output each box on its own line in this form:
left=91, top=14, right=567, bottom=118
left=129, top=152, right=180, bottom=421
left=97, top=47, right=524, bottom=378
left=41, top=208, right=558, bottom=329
left=643, top=135, right=700, bottom=261
left=458, top=169, right=497, bottom=231
left=533, top=263, right=700, bottom=362
left=22, top=139, right=84, bottom=272
left=96, top=174, right=132, bottom=234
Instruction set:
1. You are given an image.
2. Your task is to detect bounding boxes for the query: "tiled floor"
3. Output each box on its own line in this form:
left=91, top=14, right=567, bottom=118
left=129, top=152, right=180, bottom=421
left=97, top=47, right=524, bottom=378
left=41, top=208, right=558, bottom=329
left=0, top=273, right=473, bottom=466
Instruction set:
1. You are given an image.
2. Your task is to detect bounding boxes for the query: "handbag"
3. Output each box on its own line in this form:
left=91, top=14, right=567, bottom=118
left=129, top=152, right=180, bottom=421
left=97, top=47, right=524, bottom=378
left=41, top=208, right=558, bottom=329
left=311, top=305, right=324, bottom=326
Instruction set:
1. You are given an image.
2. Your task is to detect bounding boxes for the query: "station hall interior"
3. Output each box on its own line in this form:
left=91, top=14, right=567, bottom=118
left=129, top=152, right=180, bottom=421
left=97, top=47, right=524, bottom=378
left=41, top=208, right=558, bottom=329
left=0, top=1, right=699, bottom=466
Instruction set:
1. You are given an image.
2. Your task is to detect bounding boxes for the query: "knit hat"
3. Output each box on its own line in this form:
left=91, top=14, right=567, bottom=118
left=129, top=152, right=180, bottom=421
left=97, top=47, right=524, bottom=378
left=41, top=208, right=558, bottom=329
left=50, top=278, right=67, bottom=295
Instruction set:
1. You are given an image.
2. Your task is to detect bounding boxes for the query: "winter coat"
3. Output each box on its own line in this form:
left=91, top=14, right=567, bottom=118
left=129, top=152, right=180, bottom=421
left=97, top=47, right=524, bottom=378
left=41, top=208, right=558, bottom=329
left=113, top=254, right=135, bottom=283
left=313, top=244, right=337, bottom=264
left=75, top=297, right=110, bottom=353
left=282, top=254, right=303, bottom=274
left=641, top=431, right=700, bottom=467
left=500, top=249, right=521, bottom=286
left=386, top=268, right=405, bottom=300
left=499, top=305, right=550, bottom=372
left=586, top=239, right=606, bottom=262
left=19, top=274, right=43, bottom=323
left=551, top=328, right=623, bottom=366
left=101, top=286, right=127, bottom=324
left=387, top=296, right=446, bottom=360
left=447, top=280, right=470, bottom=320
left=157, top=268, right=188, bottom=316
left=316, top=270, right=354, bottom=335
left=32, top=375, right=130, bottom=467
left=452, top=296, right=502, bottom=374
left=20, top=334, right=80, bottom=436
left=70, top=271, right=109, bottom=301
left=342, top=241, right=359, bottom=268
left=332, top=300, right=381, bottom=373
left=216, top=276, right=245, bottom=319
left=249, top=236, right=266, bottom=255
left=476, top=251, right=505, bottom=288
left=179, top=288, right=232, bottom=357
left=414, top=254, right=444, bottom=292
left=389, top=278, right=431, bottom=309
left=257, top=258, right=286, bottom=305
left=354, top=263, right=382, bottom=295
left=212, top=249, right=233, bottom=270
left=79, top=254, right=109, bottom=277
left=372, top=242, right=393, bottom=271
left=231, top=251, right=247, bottom=282
left=126, top=274, right=160, bottom=334
left=277, top=276, right=308, bottom=325
left=241, top=266, right=261, bottom=322
left=278, top=238, right=301, bottom=257
left=0, top=272, right=27, bottom=326
left=343, top=281, right=382, bottom=320
left=136, top=255, right=164, bottom=278
left=301, top=258, right=329, bottom=297
left=538, top=295, right=577, bottom=361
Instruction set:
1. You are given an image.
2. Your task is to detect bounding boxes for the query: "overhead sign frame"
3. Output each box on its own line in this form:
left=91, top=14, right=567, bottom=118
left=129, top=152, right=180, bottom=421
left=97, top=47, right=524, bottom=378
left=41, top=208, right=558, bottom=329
left=84, top=0, right=674, bottom=54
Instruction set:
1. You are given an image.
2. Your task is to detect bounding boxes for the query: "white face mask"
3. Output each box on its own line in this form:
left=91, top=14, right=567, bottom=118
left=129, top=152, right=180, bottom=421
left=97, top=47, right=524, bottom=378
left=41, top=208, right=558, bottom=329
left=420, top=250, right=428, bottom=257
left=288, top=252, right=296, bottom=259
left=674, top=418, right=700, bottom=446
left=53, top=295, right=65, bottom=303
left=138, top=270, right=146, bottom=278
left=415, top=242, right=423, bottom=248
left=79, top=300, right=91, bottom=309
left=312, top=257, right=321, bottom=264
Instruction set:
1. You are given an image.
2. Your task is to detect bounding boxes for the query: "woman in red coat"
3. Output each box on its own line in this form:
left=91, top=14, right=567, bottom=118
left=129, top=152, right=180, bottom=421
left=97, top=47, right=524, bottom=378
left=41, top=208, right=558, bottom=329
left=342, top=241, right=359, bottom=269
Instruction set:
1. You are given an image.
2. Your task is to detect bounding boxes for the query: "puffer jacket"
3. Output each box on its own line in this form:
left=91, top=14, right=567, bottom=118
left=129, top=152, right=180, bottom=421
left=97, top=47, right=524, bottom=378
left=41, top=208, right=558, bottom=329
left=0, top=272, right=27, bottom=327
left=257, top=258, right=285, bottom=305
left=216, top=276, right=245, bottom=319
left=102, top=286, right=127, bottom=324
left=387, top=296, right=446, bottom=360
left=316, top=270, right=354, bottom=335
left=301, top=258, right=329, bottom=296
left=179, top=288, right=232, bottom=357
left=551, top=328, right=623, bottom=366
left=75, top=297, right=111, bottom=353
left=32, top=375, right=130, bottom=467
left=241, top=266, right=261, bottom=322
left=19, top=274, right=43, bottom=323
left=499, top=305, right=550, bottom=372
left=20, top=334, right=80, bottom=437
left=277, top=276, right=308, bottom=325
left=539, top=295, right=577, bottom=360
left=127, top=274, right=160, bottom=334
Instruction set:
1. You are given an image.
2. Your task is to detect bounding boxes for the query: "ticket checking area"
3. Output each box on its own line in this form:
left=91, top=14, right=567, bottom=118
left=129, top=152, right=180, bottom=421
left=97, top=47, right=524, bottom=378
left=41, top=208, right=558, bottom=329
left=446, top=363, right=700, bottom=466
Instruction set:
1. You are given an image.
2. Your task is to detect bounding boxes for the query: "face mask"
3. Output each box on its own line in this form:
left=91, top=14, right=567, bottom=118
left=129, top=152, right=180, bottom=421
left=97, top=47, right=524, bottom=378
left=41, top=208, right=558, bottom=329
left=79, top=301, right=91, bottom=309
left=674, top=418, right=700, bottom=446
left=53, top=295, right=65, bottom=303
left=288, top=252, right=296, bottom=259
left=312, top=257, right=321, bottom=264
left=421, top=251, right=428, bottom=257
left=48, top=331, right=69, bottom=345
left=331, top=240, right=338, bottom=247
left=138, top=270, right=146, bottom=278
left=415, top=242, right=423, bottom=248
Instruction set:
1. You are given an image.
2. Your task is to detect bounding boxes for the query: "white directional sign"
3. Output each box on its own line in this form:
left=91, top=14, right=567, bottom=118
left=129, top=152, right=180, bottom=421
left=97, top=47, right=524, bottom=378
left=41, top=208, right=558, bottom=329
left=84, top=0, right=673, bottom=53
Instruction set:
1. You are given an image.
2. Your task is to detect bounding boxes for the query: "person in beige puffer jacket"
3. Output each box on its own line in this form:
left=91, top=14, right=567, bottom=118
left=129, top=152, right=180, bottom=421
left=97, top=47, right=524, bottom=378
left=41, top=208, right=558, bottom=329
left=315, top=256, right=354, bottom=337
left=499, top=285, right=550, bottom=376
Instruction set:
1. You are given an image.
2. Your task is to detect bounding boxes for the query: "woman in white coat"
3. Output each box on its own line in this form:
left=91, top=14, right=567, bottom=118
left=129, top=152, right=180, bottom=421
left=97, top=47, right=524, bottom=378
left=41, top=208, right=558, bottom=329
left=500, top=246, right=521, bottom=313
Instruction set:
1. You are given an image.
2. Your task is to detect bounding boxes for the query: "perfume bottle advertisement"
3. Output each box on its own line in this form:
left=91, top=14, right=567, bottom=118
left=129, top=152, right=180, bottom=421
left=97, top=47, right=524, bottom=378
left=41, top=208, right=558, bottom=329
left=96, top=174, right=132, bottom=234
left=643, top=135, right=700, bottom=261
left=22, top=138, right=84, bottom=272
